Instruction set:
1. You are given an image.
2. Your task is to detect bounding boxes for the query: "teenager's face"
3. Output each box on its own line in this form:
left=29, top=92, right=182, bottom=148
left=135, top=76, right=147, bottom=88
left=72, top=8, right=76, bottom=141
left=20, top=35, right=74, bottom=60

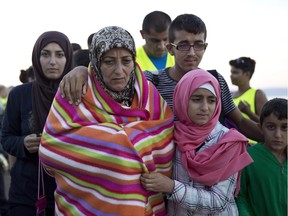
left=100, top=48, right=134, bottom=92
left=167, top=30, right=206, bottom=74
left=230, top=66, right=249, bottom=86
left=40, top=42, right=67, bottom=80
left=187, top=88, right=217, bottom=125
left=260, top=113, right=287, bottom=154
left=141, top=28, right=169, bottom=58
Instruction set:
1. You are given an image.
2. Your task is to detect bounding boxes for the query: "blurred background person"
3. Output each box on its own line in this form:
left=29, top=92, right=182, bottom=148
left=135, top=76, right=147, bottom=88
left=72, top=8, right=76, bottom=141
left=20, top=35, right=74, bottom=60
left=71, top=42, right=82, bottom=54
left=136, top=10, right=174, bottom=72
left=230, top=56, right=268, bottom=144
left=73, top=49, right=89, bottom=68
left=71, top=42, right=86, bottom=68
left=0, top=144, right=8, bottom=216
left=0, top=85, right=8, bottom=111
left=19, top=66, right=35, bottom=83
left=0, top=84, right=9, bottom=216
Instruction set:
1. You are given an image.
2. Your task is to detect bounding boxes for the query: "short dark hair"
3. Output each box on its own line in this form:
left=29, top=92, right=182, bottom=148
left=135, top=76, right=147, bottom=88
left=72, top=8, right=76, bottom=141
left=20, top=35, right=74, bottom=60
left=142, top=11, right=171, bottom=34
left=73, top=49, right=90, bottom=67
left=168, top=14, right=207, bottom=43
left=259, top=98, right=287, bottom=125
left=71, top=43, right=82, bottom=51
left=87, top=33, right=95, bottom=48
left=19, top=66, right=34, bottom=83
left=229, top=57, right=256, bottom=78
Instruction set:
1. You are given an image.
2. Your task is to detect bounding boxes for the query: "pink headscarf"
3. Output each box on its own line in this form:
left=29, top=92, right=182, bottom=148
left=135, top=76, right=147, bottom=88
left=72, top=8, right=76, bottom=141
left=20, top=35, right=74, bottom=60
left=173, top=69, right=253, bottom=195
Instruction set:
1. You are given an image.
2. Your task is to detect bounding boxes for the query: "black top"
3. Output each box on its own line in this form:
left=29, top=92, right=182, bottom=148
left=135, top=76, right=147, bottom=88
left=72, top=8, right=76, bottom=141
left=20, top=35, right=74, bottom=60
left=1, top=82, right=55, bottom=209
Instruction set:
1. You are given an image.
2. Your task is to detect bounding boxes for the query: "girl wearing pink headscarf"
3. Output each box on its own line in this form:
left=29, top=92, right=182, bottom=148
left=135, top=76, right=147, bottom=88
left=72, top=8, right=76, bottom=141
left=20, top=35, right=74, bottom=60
left=141, top=69, right=253, bottom=215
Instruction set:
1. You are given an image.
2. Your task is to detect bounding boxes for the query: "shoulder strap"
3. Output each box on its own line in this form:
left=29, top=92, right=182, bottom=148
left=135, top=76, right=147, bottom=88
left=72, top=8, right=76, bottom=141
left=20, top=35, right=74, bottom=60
left=207, top=70, right=225, bottom=124
left=207, top=69, right=219, bottom=80
left=38, top=159, right=45, bottom=198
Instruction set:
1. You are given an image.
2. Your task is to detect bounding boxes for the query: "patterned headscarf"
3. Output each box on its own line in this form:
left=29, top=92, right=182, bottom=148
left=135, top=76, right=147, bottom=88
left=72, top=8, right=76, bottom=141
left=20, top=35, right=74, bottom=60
left=89, top=26, right=136, bottom=106
left=31, top=31, right=73, bottom=133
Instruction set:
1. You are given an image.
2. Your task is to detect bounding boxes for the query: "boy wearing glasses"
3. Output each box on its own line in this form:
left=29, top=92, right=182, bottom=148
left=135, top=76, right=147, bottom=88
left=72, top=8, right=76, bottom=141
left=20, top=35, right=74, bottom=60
left=59, top=13, right=263, bottom=142
left=145, top=14, right=263, bottom=141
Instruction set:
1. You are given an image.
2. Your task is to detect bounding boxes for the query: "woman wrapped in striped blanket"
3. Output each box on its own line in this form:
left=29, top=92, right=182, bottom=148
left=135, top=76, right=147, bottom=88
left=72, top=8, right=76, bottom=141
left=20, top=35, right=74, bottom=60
left=39, top=26, right=174, bottom=216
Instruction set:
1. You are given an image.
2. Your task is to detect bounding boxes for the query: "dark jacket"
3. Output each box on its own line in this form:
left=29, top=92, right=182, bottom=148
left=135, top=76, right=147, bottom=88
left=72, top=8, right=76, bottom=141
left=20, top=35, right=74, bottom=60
left=1, top=82, right=55, bottom=209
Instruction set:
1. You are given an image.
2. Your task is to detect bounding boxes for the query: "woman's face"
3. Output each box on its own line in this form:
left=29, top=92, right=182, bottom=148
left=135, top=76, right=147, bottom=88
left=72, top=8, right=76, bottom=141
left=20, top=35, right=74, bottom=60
left=40, top=42, right=67, bottom=80
left=188, top=88, right=217, bottom=125
left=100, top=48, right=134, bottom=92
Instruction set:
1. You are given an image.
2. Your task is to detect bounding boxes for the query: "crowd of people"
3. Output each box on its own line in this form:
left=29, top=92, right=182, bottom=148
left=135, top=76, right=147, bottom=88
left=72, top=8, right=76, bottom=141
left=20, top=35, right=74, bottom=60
left=0, top=10, right=286, bottom=216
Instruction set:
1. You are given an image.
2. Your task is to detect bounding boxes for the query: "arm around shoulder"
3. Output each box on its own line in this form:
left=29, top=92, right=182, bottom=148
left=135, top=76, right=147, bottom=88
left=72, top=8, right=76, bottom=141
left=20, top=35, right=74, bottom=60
left=59, top=66, right=89, bottom=105
left=227, top=108, right=264, bottom=142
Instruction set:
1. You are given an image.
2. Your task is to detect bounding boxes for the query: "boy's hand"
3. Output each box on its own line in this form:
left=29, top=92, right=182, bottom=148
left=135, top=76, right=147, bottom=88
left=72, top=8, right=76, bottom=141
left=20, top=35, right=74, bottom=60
left=59, top=66, right=88, bottom=105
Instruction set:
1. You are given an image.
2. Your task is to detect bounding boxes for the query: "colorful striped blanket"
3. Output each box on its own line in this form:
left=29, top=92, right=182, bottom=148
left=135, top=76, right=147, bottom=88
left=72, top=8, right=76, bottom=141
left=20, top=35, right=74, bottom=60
left=39, top=65, right=174, bottom=216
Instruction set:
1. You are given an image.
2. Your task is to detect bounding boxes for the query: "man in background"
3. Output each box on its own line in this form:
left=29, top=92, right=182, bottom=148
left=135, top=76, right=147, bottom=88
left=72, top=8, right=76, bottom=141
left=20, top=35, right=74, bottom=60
left=229, top=56, right=268, bottom=144
left=136, top=11, right=174, bottom=72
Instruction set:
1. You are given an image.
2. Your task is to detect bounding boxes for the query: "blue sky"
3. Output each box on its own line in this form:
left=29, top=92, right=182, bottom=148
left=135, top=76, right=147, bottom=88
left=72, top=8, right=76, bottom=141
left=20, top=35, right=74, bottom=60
left=1, top=0, right=287, bottom=91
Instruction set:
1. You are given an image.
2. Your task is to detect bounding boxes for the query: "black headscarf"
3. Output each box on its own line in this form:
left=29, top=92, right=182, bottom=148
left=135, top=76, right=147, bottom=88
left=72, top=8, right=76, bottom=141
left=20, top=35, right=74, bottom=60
left=31, top=31, right=73, bottom=133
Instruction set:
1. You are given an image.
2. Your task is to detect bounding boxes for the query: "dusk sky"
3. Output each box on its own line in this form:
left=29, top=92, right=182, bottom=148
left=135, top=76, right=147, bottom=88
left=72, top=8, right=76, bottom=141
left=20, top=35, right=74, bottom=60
left=1, top=0, right=287, bottom=92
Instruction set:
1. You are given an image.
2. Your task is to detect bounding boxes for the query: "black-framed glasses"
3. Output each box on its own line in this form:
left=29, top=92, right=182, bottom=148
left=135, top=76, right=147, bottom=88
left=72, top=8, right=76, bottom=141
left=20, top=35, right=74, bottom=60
left=170, top=42, right=208, bottom=51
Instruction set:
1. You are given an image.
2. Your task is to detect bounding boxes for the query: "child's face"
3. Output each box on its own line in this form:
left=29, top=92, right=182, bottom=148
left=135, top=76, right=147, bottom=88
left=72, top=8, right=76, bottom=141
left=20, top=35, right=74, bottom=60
left=260, top=113, right=287, bottom=153
left=188, top=88, right=217, bottom=125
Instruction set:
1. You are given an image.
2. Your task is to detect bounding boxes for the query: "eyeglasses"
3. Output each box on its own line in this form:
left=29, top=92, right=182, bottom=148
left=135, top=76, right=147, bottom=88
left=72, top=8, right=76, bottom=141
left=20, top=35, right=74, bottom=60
left=170, top=42, right=208, bottom=51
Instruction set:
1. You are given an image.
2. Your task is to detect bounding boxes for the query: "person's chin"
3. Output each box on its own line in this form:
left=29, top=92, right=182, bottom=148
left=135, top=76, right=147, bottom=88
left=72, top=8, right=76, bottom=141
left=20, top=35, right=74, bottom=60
left=155, top=51, right=166, bottom=57
left=198, top=121, right=208, bottom=126
left=194, top=117, right=209, bottom=125
left=45, top=74, right=62, bottom=80
left=109, top=85, right=125, bottom=92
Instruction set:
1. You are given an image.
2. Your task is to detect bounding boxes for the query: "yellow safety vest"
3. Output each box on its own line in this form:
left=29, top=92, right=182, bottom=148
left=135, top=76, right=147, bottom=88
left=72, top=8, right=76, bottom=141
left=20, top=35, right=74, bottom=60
left=0, top=97, right=7, bottom=110
left=136, top=46, right=174, bottom=72
left=233, top=88, right=257, bottom=144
